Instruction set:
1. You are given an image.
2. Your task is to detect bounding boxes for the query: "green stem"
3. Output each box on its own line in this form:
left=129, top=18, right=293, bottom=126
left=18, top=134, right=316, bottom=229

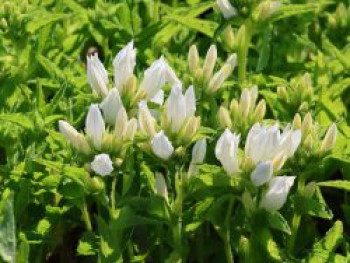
left=223, top=198, right=234, bottom=263
left=153, top=0, right=160, bottom=23
left=238, top=21, right=253, bottom=87
left=81, top=200, right=92, bottom=231
left=288, top=177, right=306, bottom=254
left=110, top=176, right=117, bottom=217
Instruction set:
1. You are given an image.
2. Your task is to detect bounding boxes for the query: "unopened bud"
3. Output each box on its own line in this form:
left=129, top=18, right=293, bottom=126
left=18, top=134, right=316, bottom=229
left=218, top=106, right=232, bottom=128
left=277, top=86, right=288, bottom=100
left=298, top=102, right=309, bottom=112
left=303, top=134, right=313, bottom=151
left=292, top=113, right=302, bottom=130
left=203, top=45, right=217, bottom=82
left=88, top=177, right=105, bottom=194
left=194, top=68, right=204, bottom=82
left=242, top=191, right=254, bottom=213
left=188, top=45, right=199, bottom=75
left=237, top=24, right=246, bottom=51
left=174, top=146, right=186, bottom=157
left=225, top=53, right=237, bottom=71
left=114, top=158, right=124, bottom=167
left=254, top=1, right=282, bottom=22
left=301, top=73, right=312, bottom=89
left=230, top=99, right=239, bottom=119
left=254, top=99, right=266, bottom=121
left=304, top=181, right=316, bottom=199
left=139, top=106, right=156, bottom=137
left=181, top=116, right=200, bottom=140
left=223, top=25, right=235, bottom=50
left=155, top=173, right=168, bottom=202
left=320, top=123, right=337, bottom=152
left=272, top=152, right=286, bottom=171
left=239, top=89, right=251, bottom=118
left=0, top=18, right=7, bottom=30
left=207, top=64, right=231, bottom=93
left=301, top=112, right=313, bottom=138
left=114, top=107, right=128, bottom=137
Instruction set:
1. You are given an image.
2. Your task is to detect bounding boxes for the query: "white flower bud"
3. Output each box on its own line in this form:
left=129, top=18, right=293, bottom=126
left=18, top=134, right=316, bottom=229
left=251, top=161, right=273, bottom=187
left=217, top=0, right=237, bottom=19
left=302, top=112, right=313, bottom=138
left=91, top=153, right=113, bottom=176
left=87, top=53, right=109, bottom=98
left=155, top=172, right=168, bottom=201
left=138, top=103, right=157, bottom=137
left=113, top=41, right=136, bottom=93
left=254, top=99, right=266, bottom=121
left=292, top=113, right=302, bottom=130
left=151, top=131, right=174, bottom=160
left=207, top=64, right=231, bottom=93
left=114, top=106, right=128, bottom=138
left=188, top=45, right=199, bottom=75
left=225, top=53, right=237, bottom=70
left=321, top=123, right=337, bottom=152
left=218, top=106, right=232, bottom=128
left=215, top=129, right=240, bottom=176
left=85, top=104, right=105, bottom=149
left=123, top=118, right=138, bottom=141
left=59, top=120, right=91, bottom=155
left=100, top=88, right=123, bottom=125
left=260, top=176, right=295, bottom=212
left=203, top=45, right=217, bottom=82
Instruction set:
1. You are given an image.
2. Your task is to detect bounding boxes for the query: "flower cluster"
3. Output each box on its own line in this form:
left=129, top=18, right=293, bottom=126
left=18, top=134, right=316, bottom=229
left=58, top=41, right=337, bottom=214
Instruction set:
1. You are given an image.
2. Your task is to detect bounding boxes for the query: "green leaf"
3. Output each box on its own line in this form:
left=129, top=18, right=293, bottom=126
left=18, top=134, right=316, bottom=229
left=267, top=211, right=291, bottom=235
left=166, top=16, right=218, bottom=37
left=0, top=190, right=16, bottom=263
left=27, top=13, right=68, bottom=34
left=256, top=25, right=272, bottom=72
left=0, top=114, right=33, bottom=130
left=77, top=232, right=98, bottom=256
left=16, top=233, right=29, bottom=263
left=317, top=180, right=350, bottom=191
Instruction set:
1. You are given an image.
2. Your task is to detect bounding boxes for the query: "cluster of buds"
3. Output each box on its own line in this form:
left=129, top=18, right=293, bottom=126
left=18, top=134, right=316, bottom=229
left=215, top=121, right=301, bottom=211
left=218, top=86, right=266, bottom=134
left=138, top=85, right=201, bottom=160
left=277, top=73, right=314, bottom=113
left=292, top=112, right=337, bottom=156
left=87, top=41, right=180, bottom=108
left=188, top=44, right=237, bottom=94
left=328, top=3, right=349, bottom=29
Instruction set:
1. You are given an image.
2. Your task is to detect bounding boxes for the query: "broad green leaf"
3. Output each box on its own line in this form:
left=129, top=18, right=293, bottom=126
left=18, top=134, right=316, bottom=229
left=0, top=114, right=33, bottom=130
left=318, top=180, right=350, bottom=191
left=27, top=13, right=68, bottom=34
left=267, top=211, right=291, bottom=235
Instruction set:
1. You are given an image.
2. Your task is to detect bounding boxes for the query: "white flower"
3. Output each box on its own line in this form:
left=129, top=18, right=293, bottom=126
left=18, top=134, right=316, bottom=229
left=217, top=0, right=237, bottom=19
left=100, top=88, right=123, bottom=125
left=166, top=85, right=196, bottom=133
left=59, top=120, right=91, bottom=154
left=155, top=172, right=168, bottom=201
left=215, top=129, right=240, bottom=176
left=85, top=104, right=105, bottom=149
left=260, top=176, right=295, bottom=211
left=250, top=161, right=273, bottom=187
left=140, top=56, right=181, bottom=101
left=239, top=86, right=258, bottom=117
left=245, top=123, right=301, bottom=165
left=113, top=41, right=136, bottom=92
left=151, top=130, right=174, bottom=160
left=188, top=139, right=207, bottom=176
left=203, top=45, right=217, bottom=81
left=91, top=154, right=113, bottom=176
left=87, top=53, right=109, bottom=98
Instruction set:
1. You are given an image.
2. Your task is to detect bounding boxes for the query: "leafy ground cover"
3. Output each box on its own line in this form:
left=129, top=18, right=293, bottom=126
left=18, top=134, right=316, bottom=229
left=0, top=0, right=349, bottom=262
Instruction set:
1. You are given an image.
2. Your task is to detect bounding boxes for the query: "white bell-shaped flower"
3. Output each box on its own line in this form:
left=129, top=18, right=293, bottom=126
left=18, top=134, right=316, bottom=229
left=87, top=53, right=109, bottom=98
left=166, top=85, right=196, bottom=133
left=188, top=139, right=207, bottom=176
left=260, top=176, right=295, bottom=211
left=151, top=130, right=174, bottom=160
left=85, top=104, right=105, bottom=149
left=91, top=153, right=113, bottom=176
left=215, top=129, right=240, bottom=176
left=140, top=56, right=180, bottom=101
left=113, top=41, right=136, bottom=92
left=250, top=161, right=273, bottom=187
left=100, top=88, right=123, bottom=125
left=217, top=0, right=237, bottom=19
left=245, top=123, right=301, bottom=165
